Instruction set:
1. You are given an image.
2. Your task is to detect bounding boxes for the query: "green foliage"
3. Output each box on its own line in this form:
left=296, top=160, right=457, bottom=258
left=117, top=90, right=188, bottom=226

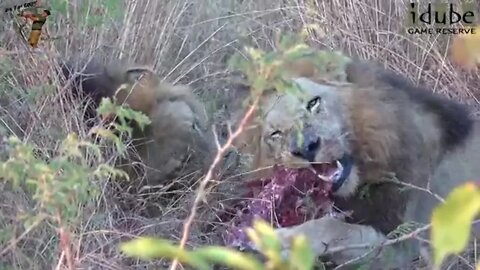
left=82, top=95, right=151, bottom=161
left=227, top=31, right=351, bottom=120
left=92, top=97, right=151, bottom=155
left=120, top=238, right=211, bottom=269
left=0, top=134, right=126, bottom=224
left=121, top=219, right=315, bottom=270
left=228, top=41, right=308, bottom=98
left=194, top=246, right=265, bottom=270
left=96, top=97, right=151, bottom=136
left=431, top=182, right=480, bottom=268
left=387, top=221, right=424, bottom=239
left=0, top=93, right=150, bottom=259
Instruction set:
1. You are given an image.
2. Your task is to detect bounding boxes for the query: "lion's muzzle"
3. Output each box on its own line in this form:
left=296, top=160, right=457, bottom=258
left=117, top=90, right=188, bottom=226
left=289, top=126, right=354, bottom=193
left=290, top=125, right=320, bottom=162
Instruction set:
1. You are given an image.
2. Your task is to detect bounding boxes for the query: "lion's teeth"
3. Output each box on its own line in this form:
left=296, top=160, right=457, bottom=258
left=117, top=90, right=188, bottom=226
left=312, top=160, right=345, bottom=182
left=333, top=160, right=344, bottom=181
left=316, top=173, right=331, bottom=181
left=336, top=160, right=344, bottom=172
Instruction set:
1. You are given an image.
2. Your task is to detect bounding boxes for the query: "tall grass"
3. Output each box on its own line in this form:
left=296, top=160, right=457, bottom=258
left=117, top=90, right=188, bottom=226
left=0, top=0, right=478, bottom=269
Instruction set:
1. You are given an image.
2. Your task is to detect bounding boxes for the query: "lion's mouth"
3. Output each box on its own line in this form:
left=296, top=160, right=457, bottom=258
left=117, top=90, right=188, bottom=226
left=310, top=154, right=354, bottom=192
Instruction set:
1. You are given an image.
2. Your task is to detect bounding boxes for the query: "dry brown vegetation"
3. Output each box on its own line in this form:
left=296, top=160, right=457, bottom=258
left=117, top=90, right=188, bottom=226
left=0, top=0, right=479, bottom=269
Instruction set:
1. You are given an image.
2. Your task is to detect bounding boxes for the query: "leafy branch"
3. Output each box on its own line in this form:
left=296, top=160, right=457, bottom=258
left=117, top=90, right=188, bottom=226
left=0, top=95, right=150, bottom=268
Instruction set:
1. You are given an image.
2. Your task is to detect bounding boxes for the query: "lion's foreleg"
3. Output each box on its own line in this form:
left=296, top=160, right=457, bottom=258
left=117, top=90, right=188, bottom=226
left=275, top=216, right=409, bottom=269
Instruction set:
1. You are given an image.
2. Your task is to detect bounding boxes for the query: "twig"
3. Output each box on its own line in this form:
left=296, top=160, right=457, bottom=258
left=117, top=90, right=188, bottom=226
left=328, top=224, right=430, bottom=269
left=56, top=211, right=75, bottom=270
left=332, top=246, right=377, bottom=270
left=330, top=219, right=480, bottom=269
left=55, top=251, right=66, bottom=270
left=326, top=176, right=453, bottom=268
left=327, top=223, right=431, bottom=255
left=59, top=226, right=75, bottom=270
left=382, top=176, right=445, bottom=203
left=169, top=97, right=260, bottom=270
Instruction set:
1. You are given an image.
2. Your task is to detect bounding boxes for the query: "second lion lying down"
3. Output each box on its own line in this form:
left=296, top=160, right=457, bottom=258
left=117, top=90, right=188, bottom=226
left=232, top=60, right=480, bottom=269
left=60, top=58, right=215, bottom=188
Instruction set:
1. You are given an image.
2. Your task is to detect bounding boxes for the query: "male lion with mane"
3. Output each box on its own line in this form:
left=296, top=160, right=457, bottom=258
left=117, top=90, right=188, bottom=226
left=234, top=60, right=480, bottom=269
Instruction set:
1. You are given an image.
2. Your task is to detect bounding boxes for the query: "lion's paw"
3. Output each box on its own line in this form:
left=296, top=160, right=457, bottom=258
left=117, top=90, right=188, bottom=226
left=275, top=216, right=344, bottom=258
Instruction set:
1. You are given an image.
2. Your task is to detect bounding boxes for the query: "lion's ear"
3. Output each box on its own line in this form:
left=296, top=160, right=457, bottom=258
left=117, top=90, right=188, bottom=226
left=113, top=67, right=159, bottom=115
left=283, top=58, right=316, bottom=78
left=125, top=67, right=160, bottom=86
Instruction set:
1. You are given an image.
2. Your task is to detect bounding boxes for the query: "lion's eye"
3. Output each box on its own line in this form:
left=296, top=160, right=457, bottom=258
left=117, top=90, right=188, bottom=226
left=306, top=96, right=322, bottom=112
left=192, top=121, right=200, bottom=132
left=270, top=130, right=282, bottom=138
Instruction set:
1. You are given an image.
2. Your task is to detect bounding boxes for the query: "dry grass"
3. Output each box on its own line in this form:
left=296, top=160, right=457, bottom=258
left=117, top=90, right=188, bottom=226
left=0, top=0, right=479, bottom=269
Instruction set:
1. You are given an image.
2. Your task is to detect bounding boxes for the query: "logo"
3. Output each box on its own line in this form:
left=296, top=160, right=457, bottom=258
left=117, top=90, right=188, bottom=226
left=3, top=0, right=36, bottom=13
left=406, top=1, right=477, bottom=35
left=3, top=0, right=51, bottom=49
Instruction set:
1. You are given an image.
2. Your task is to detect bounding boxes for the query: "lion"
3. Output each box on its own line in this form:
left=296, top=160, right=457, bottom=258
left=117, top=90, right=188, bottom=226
left=60, top=58, right=215, bottom=188
left=233, top=60, right=480, bottom=269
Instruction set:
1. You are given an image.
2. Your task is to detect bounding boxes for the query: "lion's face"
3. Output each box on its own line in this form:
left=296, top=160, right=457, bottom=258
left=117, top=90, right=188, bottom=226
left=108, top=69, right=215, bottom=184
left=148, top=89, right=213, bottom=152
left=112, top=67, right=213, bottom=152
left=254, top=78, right=360, bottom=197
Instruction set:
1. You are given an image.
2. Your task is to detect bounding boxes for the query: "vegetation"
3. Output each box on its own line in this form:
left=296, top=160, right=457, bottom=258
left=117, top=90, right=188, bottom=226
left=0, top=0, right=479, bottom=269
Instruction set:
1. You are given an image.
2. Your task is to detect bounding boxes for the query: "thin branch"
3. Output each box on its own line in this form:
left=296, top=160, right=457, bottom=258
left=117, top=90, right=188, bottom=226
left=169, top=97, right=260, bottom=270
left=55, top=251, right=66, bottom=270
left=327, top=223, right=431, bottom=255
left=328, top=224, right=431, bottom=269
left=330, top=219, right=480, bottom=269
left=386, top=177, right=445, bottom=203
left=57, top=211, right=75, bottom=270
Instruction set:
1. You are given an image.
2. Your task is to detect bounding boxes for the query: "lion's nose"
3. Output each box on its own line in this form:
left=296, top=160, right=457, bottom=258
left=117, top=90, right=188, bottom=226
left=290, top=127, right=321, bottom=162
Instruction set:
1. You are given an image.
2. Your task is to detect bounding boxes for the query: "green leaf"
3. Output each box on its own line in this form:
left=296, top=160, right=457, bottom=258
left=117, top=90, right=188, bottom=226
left=94, top=164, right=129, bottom=180
left=246, top=219, right=286, bottom=267
left=262, top=51, right=281, bottom=66
left=227, top=53, right=250, bottom=73
left=246, top=47, right=265, bottom=62
left=119, top=237, right=210, bottom=270
left=193, top=246, right=265, bottom=270
left=283, top=44, right=312, bottom=61
left=289, top=234, right=315, bottom=270
left=251, top=219, right=281, bottom=253
left=431, top=182, right=480, bottom=267
left=97, top=97, right=116, bottom=117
